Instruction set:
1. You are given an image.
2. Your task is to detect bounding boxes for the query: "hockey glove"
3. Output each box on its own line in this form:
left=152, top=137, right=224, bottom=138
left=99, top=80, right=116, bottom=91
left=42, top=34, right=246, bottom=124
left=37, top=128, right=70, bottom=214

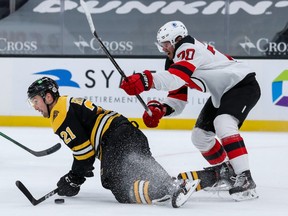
left=143, top=100, right=165, bottom=128
left=57, top=171, right=86, bottom=197
left=120, top=70, right=153, bottom=95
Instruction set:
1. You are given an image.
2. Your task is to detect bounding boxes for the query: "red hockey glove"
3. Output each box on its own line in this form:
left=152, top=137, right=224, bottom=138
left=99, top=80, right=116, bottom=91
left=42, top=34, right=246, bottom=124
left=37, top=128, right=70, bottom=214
left=143, top=100, right=165, bottom=128
left=120, top=70, right=153, bottom=95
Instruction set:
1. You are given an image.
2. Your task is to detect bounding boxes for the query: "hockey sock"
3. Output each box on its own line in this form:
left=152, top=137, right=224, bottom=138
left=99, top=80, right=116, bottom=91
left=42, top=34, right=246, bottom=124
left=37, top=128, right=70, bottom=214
left=133, top=180, right=152, bottom=204
left=178, top=170, right=216, bottom=191
left=202, top=139, right=227, bottom=165
left=222, top=134, right=249, bottom=174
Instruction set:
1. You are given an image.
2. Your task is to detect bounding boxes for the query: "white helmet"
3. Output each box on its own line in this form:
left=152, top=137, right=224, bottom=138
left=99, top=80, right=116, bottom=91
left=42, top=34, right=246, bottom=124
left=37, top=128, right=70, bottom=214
left=157, top=21, right=188, bottom=47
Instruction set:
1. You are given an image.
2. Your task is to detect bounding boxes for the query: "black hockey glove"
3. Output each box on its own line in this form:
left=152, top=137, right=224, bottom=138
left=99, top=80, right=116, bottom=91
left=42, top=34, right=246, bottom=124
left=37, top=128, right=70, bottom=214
left=57, top=171, right=86, bottom=197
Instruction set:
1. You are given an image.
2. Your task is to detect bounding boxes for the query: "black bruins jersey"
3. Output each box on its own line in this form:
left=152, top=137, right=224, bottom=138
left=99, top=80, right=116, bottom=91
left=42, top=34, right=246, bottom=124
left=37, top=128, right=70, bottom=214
left=48, top=96, right=127, bottom=176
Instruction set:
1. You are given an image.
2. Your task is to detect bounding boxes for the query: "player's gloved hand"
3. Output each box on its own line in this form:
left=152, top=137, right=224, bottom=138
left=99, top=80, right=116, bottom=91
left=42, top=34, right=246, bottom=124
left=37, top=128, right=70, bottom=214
left=120, top=70, right=153, bottom=95
left=57, top=171, right=86, bottom=197
left=143, top=100, right=165, bottom=128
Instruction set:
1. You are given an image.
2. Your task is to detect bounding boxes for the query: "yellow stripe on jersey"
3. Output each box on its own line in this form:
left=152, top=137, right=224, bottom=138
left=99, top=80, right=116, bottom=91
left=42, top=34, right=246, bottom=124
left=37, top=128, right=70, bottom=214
left=74, top=150, right=95, bottom=161
left=101, top=113, right=121, bottom=137
left=90, top=110, right=108, bottom=148
left=72, top=140, right=95, bottom=160
left=72, top=140, right=90, bottom=151
left=90, top=110, right=121, bottom=158
left=49, top=96, right=69, bottom=133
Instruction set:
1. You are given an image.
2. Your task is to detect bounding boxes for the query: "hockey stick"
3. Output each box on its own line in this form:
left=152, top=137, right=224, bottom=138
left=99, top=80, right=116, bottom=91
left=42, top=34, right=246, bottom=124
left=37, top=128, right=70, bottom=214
left=80, top=0, right=152, bottom=116
left=0, top=131, right=61, bottom=157
left=16, top=180, right=58, bottom=206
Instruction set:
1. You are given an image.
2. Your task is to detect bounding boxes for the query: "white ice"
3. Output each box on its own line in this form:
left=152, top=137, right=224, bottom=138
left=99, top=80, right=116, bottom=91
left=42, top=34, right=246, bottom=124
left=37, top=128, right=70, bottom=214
left=0, top=127, right=287, bottom=216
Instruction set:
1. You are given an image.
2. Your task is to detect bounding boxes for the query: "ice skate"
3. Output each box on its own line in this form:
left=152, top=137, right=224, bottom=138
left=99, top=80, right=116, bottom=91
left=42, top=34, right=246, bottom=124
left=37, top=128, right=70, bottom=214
left=171, top=179, right=200, bottom=208
left=204, top=161, right=236, bottom=192
left=229, top=170, right=259, bottom=201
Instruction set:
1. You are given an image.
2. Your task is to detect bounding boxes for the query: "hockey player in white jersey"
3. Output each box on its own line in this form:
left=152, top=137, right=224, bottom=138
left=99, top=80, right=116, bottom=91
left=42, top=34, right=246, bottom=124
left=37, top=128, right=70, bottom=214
left=121, top=21, right=261, bottom=201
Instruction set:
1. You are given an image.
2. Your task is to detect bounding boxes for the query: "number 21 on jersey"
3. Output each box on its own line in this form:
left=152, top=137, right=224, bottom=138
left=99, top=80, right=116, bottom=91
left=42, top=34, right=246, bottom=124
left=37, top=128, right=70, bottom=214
left=60, top=127, right=76, bottom=145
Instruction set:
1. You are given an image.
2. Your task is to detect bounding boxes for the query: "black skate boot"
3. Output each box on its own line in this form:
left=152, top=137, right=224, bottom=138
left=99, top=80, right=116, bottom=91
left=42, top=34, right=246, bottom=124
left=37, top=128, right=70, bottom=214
left=204, top=161, right=236, bottom=191
left=229, top=170, right=259, bottom=201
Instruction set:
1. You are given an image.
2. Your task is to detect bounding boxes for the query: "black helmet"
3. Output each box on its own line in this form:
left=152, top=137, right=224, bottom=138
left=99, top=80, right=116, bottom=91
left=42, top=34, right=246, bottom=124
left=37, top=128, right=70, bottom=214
left=27, top=77, right=59, bottom=100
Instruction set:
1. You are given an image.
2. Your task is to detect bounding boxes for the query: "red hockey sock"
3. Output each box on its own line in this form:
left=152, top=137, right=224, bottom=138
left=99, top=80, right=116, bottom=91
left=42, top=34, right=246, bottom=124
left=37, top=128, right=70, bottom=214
left=221, top=134, right=248, bottom=160
left=202, top=139, right=227, bottom=165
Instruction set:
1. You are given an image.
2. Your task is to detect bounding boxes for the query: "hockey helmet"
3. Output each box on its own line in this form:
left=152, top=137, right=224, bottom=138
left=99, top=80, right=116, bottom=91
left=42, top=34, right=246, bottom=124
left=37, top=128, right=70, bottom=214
left=27, top=77, right=59, bottom=100
left=157, top=21, right=188, bottom=47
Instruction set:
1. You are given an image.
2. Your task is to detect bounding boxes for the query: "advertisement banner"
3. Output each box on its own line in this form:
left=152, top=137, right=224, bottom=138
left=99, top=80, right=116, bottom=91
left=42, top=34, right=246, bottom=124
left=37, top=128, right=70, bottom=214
left=0, top=57, right=287, bottom=122
left=0, top=0, right=287, bottom=57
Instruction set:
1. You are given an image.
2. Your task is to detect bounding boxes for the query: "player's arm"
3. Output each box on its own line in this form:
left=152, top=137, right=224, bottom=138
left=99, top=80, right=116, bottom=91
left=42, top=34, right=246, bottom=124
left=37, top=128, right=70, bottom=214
left=56, top=99, right=96, bottom=197
left=163, top=85, right=188, bottom=116
left=153, top=71, right=186, bottom=91
left=56, top=130, right=93, bottom=197
left=67, top=98, right=98, bottom=177
left=120, top=69, right=187, bottom=95
left=57, top=126, right=95, bottom=197
left=143, top=85, right=188, bottom=127
left=57, top=121, right=95, bottom=196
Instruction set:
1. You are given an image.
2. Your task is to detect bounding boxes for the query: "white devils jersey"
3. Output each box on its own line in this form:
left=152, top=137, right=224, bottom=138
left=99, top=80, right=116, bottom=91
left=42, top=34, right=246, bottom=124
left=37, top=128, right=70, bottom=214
left=153, top=36, right=254, bottom=115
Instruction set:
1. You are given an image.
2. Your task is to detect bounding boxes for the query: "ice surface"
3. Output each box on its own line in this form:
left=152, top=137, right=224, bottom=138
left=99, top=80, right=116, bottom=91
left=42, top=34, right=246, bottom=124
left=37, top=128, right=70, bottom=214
left=0, top=127, right=287, bottom=216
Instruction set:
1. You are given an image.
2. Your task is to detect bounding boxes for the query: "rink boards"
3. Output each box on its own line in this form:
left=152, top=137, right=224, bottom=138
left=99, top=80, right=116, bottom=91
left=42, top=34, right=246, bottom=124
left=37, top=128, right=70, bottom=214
left=0, top=57, right=287, bottom=131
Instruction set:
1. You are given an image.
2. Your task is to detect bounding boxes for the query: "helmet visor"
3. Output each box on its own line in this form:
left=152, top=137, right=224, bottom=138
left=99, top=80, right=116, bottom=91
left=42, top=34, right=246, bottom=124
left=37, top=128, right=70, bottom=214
left=27, top=96, right=41, bottom=108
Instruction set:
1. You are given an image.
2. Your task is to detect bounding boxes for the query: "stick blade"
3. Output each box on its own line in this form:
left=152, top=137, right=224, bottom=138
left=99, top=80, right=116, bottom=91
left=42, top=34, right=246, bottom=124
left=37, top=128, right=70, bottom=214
left=0, top=131, right=61, bottom=157
left=16, top=180, right=37, bottom=206
left=16, top=181, right=59, bottom=206
left=45, top=142, right=61, bottom=155
left=33, top=143, right=61, bottom=157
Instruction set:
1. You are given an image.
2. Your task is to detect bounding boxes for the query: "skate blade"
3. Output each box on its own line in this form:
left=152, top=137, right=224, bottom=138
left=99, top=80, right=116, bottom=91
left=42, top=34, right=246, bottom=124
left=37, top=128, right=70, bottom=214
left=172, top=179, right=200, bottom=208
left=231, top=188, right=259, bottom=201
left=204, top=179, right=233, bottom=193
left=204, top=183, right=232, bottom=192
left=152, top=195, right=171, bottom=204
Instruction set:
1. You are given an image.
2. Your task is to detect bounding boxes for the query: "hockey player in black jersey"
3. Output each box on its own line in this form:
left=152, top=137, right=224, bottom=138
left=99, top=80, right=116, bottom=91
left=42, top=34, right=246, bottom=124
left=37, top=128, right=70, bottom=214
left=121, top=21, right=260, bottom=201
left=26, top=76, right=200, bottom=208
